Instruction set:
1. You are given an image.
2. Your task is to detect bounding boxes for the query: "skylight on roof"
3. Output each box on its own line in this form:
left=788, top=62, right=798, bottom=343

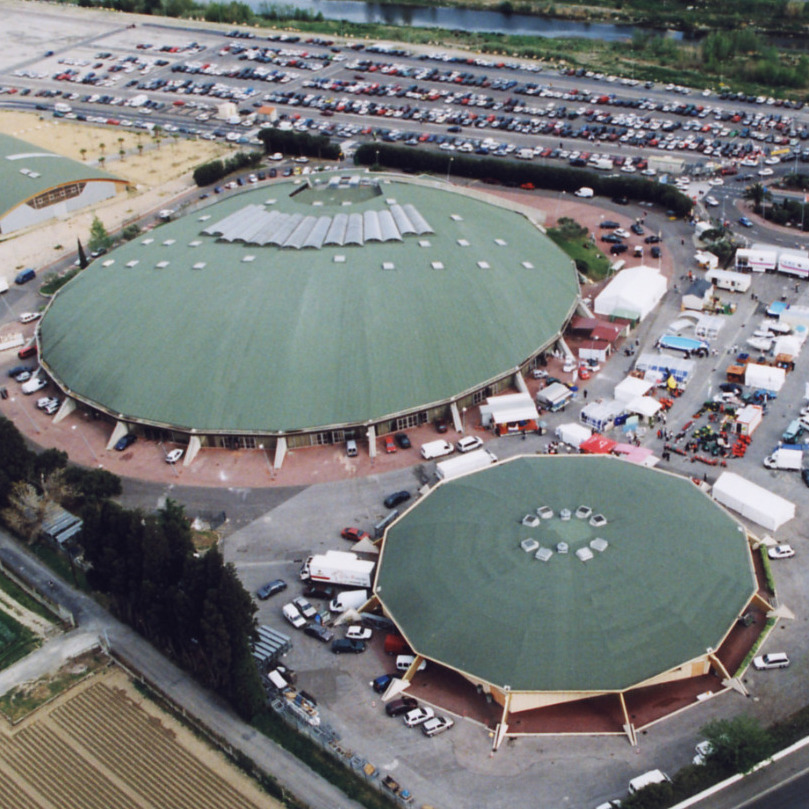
left=522, top=261, right=534, bottom=269
left=126, top=260, right=139, bottom=268
left=155, top=261, right=169, bottom=269
left=382, top=262, right=395, bottom=270
left=141, top=238, right=154, bottom=245
left=495, top=238, right=507, bottom=246
left=198, top=215, right=211, bottom=221
left=334, top=255, right=346, bottom=263
left=431, top=261, right=444, bottom=270
left=189, top=240, right=202, bottom=247
left=478, top=261, right=490, bottom=269
left=450, top=214, right=463, bottom=221
left=193, top=262, right=206, bottom=270
left=162, top=239, right=175, bottom=246
left=242, top=255, right=255, bottom=263
left=457, top=239, right=470, bottom=247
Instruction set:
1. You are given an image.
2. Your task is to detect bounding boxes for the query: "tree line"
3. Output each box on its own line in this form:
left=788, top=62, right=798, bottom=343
left=0, top=416, right=265, bottom=719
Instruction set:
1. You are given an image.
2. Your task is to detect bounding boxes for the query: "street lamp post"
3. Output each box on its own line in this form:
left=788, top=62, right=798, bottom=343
left=447, top=156, right=454, bottom=184
left=71, top=423, right=98, bottom=463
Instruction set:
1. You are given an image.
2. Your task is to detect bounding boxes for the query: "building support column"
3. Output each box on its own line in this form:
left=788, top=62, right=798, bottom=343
left=514, top=370, right=528, bottom=394
left=273, top=436, right=287, bottom=469
left=106, top=420, right=129, bottom=451
left=52, top=397, right=75, bottom=425
left=619, top=692, right=637, bottom=747
left=450, top=401, right=462, bottom=432
left=184, top=435, right=202, bottom=465
left=577, top=297, right=595, bottom=319
left=366, top=424, right=376, bottom=458
left=558, top=336, right=575, bottom=361
left=492, top=690, right=512, bottom=751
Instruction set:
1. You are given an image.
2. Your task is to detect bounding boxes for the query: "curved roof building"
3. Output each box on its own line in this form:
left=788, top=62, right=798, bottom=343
left=38, top=174, right=579, bottom=460
left=373, top=455, right=762, bottom=744
left=0, top=133, right=128, bottom=235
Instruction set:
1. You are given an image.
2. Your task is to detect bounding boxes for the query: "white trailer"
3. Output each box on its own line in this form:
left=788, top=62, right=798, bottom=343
left=712, top=471, right=795, bottom=531
left=735, top=247, right=777, bottom=273
left=705, top=269, right=751, bottom=293
left=555, top=422, right=592, bottom=449
left=777, top=252, right=809, bottom=279
left=744, top=363, right=785, bottom=393
left=300, top=550, right=375, bottom=588
left=435, top=449, right=498, bottom=481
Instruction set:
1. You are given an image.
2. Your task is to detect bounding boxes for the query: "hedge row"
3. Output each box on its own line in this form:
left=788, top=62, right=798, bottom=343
left=193, top=150, right=263, bottom=187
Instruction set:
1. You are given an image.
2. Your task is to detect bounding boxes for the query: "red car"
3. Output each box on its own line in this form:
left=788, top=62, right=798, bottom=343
left=384, top=435, right=397, bottom=453
left=341, top=527, right=371, bottom=542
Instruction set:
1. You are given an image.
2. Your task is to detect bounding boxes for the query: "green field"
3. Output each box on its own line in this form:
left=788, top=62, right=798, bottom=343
left=0, top=610, right=39, bottom=671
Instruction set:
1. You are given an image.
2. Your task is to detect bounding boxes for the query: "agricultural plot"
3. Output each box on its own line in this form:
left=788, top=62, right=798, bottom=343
left=0, top=674, right=276, bottom=809
left=0, top=611, right=38, bottom=672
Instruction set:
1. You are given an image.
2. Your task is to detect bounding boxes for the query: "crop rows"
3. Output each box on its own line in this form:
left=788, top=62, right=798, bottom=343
left=0, top=722, right=140, bottom=809
left=0, top=763, right=45, bottom=809
left=51, top=683, right=263, bottom=809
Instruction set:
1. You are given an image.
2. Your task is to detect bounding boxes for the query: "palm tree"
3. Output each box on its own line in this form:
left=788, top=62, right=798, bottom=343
left=743, top=182, right=770, bottom=213
left=99, top=142, right=106, bottom=156
left=99, top=155, right=105, bottom=169
left=79, top=147, right=87, bottom=162
left=119, top=148, right=125, bottom=162
left=137, top=143, right=144, bottom=157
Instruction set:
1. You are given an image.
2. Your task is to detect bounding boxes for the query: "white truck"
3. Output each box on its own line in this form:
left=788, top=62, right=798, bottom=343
left=435, top=449, right=498, bottom=481
left=300, top=550, right=375, bottom=588
left=329, top=589, right=369, bottom=613
left=763, top=447, right=803, bottom=471
left=589, top=157, right=613, bottom=170
left=420, top=439, right=454, bottom=460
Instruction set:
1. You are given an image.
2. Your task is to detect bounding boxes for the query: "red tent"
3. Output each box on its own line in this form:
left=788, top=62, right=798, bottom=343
left=579, top=434, right=617, bottom=455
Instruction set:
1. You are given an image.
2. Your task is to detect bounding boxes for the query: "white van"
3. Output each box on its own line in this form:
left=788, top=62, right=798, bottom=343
left=456, top=436, right=483, bottom=453
left=628, top=769, right=671, bottom=794
left=345, top=439, right=358, bottom=457
left=574, top=186, right=594, bottom=198
left=420, top=439, right=454, bottom=460
left=753, top=652, right=790, bottom=670
left=396, top=654, right=427, bottom=672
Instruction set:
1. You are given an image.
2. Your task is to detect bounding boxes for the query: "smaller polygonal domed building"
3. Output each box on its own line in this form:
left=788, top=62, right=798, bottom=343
left=372, top=455, right=765, bottom=745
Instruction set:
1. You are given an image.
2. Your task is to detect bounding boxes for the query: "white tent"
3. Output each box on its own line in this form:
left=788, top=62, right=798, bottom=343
left=580, top=399, right=625, bottom=432
left=593, top=267, right=668, bottom=322
left=773, top=335, right=803, bottom=356
left=555, top=423, right=592, bottom=449
left=626, top=396, right=662, bottom=418
left=744, top=363, right=786, bottom=392
left=713, top=472, right=795, bottom=532
left=614, top=376, right=654, bottom=404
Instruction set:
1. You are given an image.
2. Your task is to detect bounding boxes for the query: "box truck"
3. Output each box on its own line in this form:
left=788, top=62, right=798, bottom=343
left=763, top=448, right=803, bottom=470
left=300, top=550, right=375, bottom=588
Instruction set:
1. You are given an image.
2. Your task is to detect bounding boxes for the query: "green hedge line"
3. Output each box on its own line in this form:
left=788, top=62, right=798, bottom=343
left=354, top=144, right=693, bottom=217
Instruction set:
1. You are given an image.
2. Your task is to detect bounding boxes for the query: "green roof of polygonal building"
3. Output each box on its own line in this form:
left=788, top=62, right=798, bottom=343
left=39, top=175, right=578, bottom=434
left=0, top=133, right=125, bottom=220
left=375, top=455, right=756, bottom=693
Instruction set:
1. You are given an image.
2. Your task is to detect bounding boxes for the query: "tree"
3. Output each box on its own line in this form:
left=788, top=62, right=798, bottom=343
left=88, top=216, right=112, bottom=253
left=743, top=182, right=770, bottom=213
left=0, top=417, right=32, bottom=509
left=80, top=147, right=87, bottom=162
left=701, top=715, right=775, bottom=774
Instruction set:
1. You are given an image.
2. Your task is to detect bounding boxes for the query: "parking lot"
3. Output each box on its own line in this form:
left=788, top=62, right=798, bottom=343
left=2, top=5, right=809, bottom=808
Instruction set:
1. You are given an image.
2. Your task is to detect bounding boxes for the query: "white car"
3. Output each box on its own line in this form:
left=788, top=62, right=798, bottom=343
left=456, top=436, right=483, bottom=453
left=705, top=196, right=719, bottom=207
left=292, top=596, right=318, bottom=619
left=269, top=152, right=283, bottom=161
left=403, top=706, right=435, bottom=727
left=19, top=312, right=41, bottom=324
left=614, top=229, right=630, bottom=239
left=421, top=716, right=454, bottom=736
left=758, top=167, right=774, bottom=177
left=43, top=399, right=60, bottom=415
left=165, top=448, right=184, bottom=464
left=753, top=652, right=790, bottom=670
left=282, top=602, right=307, bottom=629
left=21, top=376, right=47, bottom=395
left=346, top=625, right=372, bottom=640
left=768, top=544, right=795, bottom=559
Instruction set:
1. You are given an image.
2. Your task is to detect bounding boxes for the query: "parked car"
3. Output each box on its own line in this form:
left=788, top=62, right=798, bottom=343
left=421, top=716, right=454, bottom=737
left=7, top=365, right=32, bottom=378
left=331, top=638, right=366, bottom=654
left=385, top=696, right=418, bottom=717
left=384, top=490, right=411, bottom=509
left=15, top=268, right=35, bottom=285
left=346, top=625, right=372, bottom=640
left=341, top=526, right=371, bottom=542
left=644, top=235, right=662, bottom=244
left=394, top=432, right=412, bottom=449
left=303, top=623, right=334, bottom=643
left=693, top=740, right=714, bottom=766
left=165, top=448, right=184, bottom=464
left=19, top=312, right=41, bottom=324
left=303, top=583, right=336, bottom=600
left=768, top=544, right=795, bottom=559
left=610, top=244, right=629, bottom=255
left=738, top=216, right=754, bottom=228
left=114, top=433, right=137, bottom=451
left=403, top=706, right=435, bottom=727
left=651, top=246, right=662, bottom=259
left=456, top=436, right=483, bottom=453
left=256, top=579, right=287, bottom=599
left=434, top=418, right=448, bottom=433
left=292, top=596, right=318, bottom=619
left=599, top=220, right=620, bottom=229
left=283, top=602, right=307, bottom=629
left=384, top=435, right=397, bottom=453
left=372, top=672, right=398, bottom=693
left=752, top=652, right=790, bottom=670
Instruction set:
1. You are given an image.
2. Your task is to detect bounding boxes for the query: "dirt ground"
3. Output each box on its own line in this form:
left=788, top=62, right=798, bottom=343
left=0, top=110, right=232, bottom=276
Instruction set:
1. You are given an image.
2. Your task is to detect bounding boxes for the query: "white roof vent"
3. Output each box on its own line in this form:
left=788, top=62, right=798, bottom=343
left=457, top=239, right=470, bottom=247
left=141, top=238, right=154, bottom=245
left=590, top=537, right=609, bottom=553
left=522, top=261, right=534, bottom=269
left=535, top=547, right=553, bottom=562
left=450, top=214, right=463, bottom=221
left=520, top=538, right=539, bottom=554
left=193, top=262, right=206, bottom=270
left=419, top=240, right=431, bottom=248
left=556, top=542, right=569, bottom=554
left=431, top=261, right=444, bottom=270
left=576, top=547, right=594, bottom=562
left=198, top=215, right=211, bottom=221
left=575, top=505, right=593, bottom=520
left=382, top=262, right=395, bottom=270
left=189, top=240, right=202, bottom=247
left=162, top=239, right=175, bottom=246
left=521, top=514, right=540, bottom=528
left=102, top=259, right=115, bottom=267
left=334, top=255, right=346, bottom=263
left=126, top=260, right=139, bottom=268
left=590, top=514, right=608, bottom=528
left=494, top=238, right=507, bottom=246
left=560, top=508, right=571, bottom=521
left=477, top=261, right=490, bottom=269
left=155, top=261, right=169, bottom=268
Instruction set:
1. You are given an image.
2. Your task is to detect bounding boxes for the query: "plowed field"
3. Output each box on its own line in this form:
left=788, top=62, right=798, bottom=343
left=0, top=670, right=277, bottom=809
